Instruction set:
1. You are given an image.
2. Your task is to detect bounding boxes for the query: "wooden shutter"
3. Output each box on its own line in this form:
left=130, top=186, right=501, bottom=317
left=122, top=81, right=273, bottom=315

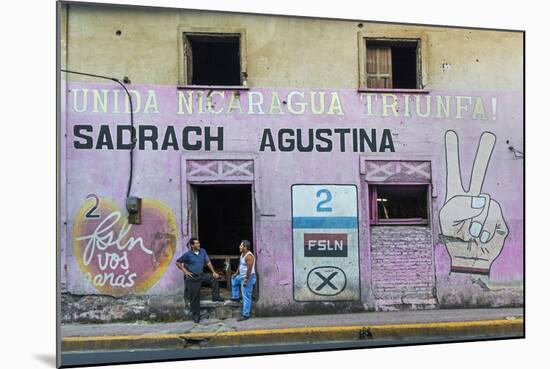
left=366, top=46, right=392, bottom=88
left=184, top=37, right=194, bottom=84
left=189, top=185, right=199, bottom=237
left=369, top=187, right=378, bottom=224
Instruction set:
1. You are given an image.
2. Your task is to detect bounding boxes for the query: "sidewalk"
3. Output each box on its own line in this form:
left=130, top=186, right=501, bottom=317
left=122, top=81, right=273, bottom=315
left=61, top=308, right=523, bottom=351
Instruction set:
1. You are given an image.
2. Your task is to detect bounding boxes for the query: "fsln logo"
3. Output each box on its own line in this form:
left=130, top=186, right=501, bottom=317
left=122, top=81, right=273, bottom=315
left=304, top=233, right=348, bottom=257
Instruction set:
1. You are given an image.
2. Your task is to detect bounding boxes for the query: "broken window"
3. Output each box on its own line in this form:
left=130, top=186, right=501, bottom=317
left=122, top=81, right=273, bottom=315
left=366, top=39, right=419, bottom=89
left=184, top=34, right=242, bottom=86
left=369, top=185, right=429, bottom=225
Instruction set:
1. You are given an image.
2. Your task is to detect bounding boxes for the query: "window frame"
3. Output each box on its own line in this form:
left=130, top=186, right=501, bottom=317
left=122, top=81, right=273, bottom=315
left=368, top=183, right=431, bottom=226
left=178, top=27, right=248, bottom=89
left=358, top=33, right=428, bottom=93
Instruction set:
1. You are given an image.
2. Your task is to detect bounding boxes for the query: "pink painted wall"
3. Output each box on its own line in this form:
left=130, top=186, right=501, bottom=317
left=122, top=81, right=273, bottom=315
left=61, top=81, right=523, bottom=308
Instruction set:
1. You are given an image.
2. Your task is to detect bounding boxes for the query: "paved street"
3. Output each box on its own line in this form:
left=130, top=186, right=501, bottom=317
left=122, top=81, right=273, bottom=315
left=60, top=308, right=524, bottom=367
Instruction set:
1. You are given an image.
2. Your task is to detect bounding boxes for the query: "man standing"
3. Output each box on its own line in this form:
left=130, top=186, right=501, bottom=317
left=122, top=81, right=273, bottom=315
left=175, top=237, right=224, bottom=323
left=231, top=240, right=256, bottom=321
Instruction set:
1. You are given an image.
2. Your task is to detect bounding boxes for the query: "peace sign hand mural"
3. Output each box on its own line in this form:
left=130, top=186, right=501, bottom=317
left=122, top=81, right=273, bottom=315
left=439, top=131, right=509, bottom=275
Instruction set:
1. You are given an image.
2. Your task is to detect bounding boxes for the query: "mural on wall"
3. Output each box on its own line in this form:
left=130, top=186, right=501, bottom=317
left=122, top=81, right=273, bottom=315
left=72, top=195, right=178, bottom=296
left=63, top=81, right=523, bottom=306
left=292, top=185, right=360, bottom=301
left=439, top=130, right=509, bottom=275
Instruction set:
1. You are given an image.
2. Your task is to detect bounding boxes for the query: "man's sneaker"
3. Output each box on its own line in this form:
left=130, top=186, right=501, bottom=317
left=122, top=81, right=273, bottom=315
left=193, top=316, right=200, bottom=323
left=237, top=316, right=249, bottom=321
left=230, top=298, right=241, bottom=302
left=212, top=297, right=225, bottom=302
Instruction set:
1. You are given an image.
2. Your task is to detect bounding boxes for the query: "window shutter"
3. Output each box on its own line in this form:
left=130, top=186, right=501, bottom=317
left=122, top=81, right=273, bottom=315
left=185, top=38, right=194, bottom=84
left=366, top=46, right=392, bottom=88
left=369, top=187, right=377, bottom=224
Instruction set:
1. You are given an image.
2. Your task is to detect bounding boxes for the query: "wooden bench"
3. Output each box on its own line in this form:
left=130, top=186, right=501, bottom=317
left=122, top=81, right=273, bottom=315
left=209, top=254, right=259, bottom=299
left=209, top=255, right=240, bottom=289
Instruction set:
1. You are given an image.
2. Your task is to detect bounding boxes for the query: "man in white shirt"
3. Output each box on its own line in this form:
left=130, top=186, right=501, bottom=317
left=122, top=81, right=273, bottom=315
left=230, top=240, right=256, bottom=321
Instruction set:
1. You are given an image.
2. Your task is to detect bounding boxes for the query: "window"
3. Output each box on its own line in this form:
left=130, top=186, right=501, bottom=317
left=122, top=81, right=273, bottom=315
left=369, top=185, right=429, bottom=225
left=180, top=29, right=247, bottom=87
left=364, top=39, right=420, bottom=89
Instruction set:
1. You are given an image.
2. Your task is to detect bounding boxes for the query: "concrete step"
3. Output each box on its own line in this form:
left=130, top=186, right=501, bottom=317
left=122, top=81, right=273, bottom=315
left=184, top=299, right=243, bottom=320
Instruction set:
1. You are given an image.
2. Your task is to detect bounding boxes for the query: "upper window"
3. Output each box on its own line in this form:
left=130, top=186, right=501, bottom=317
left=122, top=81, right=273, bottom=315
left=180, top=30, right=247, bottom=87
left=369, top=184, right=429, bottom=225
left=365, top=39, right=420, bottom=89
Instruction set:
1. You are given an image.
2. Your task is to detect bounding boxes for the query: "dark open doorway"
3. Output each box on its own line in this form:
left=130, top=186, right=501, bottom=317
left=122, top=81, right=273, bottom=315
left=192, top=184, right=254, bottom=292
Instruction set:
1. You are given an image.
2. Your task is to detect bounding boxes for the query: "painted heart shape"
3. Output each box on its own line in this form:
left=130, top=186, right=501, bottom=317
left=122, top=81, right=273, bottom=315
left=73, top=196, right=177, bottom=296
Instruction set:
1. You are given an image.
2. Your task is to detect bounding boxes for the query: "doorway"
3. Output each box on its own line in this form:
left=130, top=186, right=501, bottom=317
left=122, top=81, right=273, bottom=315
left=190, top=184, right=254, bottom=292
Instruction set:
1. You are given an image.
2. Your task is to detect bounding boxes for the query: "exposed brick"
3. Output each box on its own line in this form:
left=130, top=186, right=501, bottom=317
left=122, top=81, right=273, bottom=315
left=370, top=226, right=435, bottom=310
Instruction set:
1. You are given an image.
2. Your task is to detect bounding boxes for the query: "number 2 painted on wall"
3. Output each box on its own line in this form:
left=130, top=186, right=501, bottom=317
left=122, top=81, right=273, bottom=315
left=316, top=189, right=333, bottom=212
left=85, top=194, right=101, bottom=219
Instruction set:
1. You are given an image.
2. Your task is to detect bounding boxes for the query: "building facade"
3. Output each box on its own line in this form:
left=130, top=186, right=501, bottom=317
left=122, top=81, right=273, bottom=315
left=59, top=2, right=523, bottom=322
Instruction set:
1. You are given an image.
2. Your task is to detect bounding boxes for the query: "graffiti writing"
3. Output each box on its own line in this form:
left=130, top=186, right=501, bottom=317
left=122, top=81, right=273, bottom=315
left=73, top=196, right=177, bottom=296
left=77, top=211, right=153, bottom=266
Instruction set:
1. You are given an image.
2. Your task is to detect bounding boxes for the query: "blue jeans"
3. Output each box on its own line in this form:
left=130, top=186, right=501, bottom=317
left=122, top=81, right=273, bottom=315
left=231, top=274, right=256, bottom=317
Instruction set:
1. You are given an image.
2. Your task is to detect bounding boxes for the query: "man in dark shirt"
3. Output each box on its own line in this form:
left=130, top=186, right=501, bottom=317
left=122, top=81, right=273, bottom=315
left=176, top=237, right=223, bottom=323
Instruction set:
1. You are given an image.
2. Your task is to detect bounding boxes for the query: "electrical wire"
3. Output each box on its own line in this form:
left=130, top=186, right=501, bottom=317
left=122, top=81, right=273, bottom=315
left=60, top=69, right=136, bottom=198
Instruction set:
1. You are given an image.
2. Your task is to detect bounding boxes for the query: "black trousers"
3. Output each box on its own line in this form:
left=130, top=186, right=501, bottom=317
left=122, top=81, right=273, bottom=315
left=185, top=273, right=220, bottom=317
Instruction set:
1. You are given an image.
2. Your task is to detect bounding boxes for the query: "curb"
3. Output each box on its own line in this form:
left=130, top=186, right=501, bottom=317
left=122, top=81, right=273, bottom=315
left=62, top=318, right=523, bottom=351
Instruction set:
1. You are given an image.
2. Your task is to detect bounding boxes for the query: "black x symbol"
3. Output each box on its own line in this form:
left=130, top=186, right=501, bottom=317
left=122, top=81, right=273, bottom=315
left=315, top=271, right=338, bottom=291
